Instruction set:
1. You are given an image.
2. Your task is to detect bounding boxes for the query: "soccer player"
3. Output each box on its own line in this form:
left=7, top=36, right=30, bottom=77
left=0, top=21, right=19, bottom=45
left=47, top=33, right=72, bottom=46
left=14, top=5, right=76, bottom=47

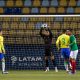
left=40, top=23, right=58, bottom=72
left=56, top=29, right=70, bottom=72
left=66, top=29, right=78, bottom=74
left=0, top=29, right=8, bottom=74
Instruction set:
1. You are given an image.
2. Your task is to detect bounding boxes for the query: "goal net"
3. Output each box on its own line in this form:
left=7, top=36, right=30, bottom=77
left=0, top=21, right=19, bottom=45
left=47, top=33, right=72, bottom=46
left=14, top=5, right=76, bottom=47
left=0, top=15, right=80, bottom=70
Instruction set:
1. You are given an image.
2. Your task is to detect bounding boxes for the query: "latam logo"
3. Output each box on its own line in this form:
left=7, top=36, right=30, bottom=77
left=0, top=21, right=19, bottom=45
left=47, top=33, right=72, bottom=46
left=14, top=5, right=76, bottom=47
left=11, top=56, right=43, bottom=65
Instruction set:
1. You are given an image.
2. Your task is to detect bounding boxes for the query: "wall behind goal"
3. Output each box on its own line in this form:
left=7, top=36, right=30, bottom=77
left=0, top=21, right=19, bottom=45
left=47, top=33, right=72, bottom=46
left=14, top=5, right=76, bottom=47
left=0, top=17, right=80, bottom=70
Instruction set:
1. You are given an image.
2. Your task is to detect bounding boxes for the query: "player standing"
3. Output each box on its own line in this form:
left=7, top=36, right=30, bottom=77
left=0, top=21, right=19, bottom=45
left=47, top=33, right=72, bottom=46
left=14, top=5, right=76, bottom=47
left=0, top=29, right=8, bottom=74
left=66, top=29, right=78, bottom=74
left=56, top=30, right=70, bottom=72
left=40, top=23, right=58, bottom=72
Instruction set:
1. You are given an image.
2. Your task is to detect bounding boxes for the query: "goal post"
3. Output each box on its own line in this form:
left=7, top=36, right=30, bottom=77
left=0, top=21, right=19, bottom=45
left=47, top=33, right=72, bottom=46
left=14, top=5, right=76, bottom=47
left=0, top=15, right=80, bottom=70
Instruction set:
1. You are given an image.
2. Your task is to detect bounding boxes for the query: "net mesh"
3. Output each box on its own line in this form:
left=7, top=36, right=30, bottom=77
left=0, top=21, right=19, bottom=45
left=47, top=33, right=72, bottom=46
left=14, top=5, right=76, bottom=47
left=0, top=16, right=80, bottom=70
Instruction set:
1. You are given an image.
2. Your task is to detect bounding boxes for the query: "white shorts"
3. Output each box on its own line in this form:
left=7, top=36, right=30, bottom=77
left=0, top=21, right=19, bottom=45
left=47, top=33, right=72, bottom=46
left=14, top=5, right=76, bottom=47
left=70, top=50, right=78, bottom=60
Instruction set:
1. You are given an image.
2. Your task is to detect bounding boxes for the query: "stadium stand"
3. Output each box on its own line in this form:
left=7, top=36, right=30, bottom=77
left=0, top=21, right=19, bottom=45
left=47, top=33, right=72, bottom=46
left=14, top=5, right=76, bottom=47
left=0, top=0, right=79, bottom=14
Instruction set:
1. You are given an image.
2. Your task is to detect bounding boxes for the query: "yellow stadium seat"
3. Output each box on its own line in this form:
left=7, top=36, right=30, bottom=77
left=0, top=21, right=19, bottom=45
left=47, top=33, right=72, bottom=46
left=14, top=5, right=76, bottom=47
left=15, top=0, right=23, bottom=7
left=27, top=22, right=34, bottom=29
left=19, top=22, right=26, bottom=29
left=6, top=0, right=14, bottom=7
left=69, top=0, right=76, bottom=6
left=75, top=8, right=80, bottom=13
left=52, top=22, right=61, bottom=29
left=0, top=8, right=3, bottom=14
left=60, top=0, right=67, bottom=6
left=2, top=22, right=9, bottom=29
left=40, top=7, right=47, bottom=13
left=10, top=22, right=18, bottom=29
left=57, top=7, right=65, bottom=13
left=33, top=0, right=40, bottom=7
left=22, top=8, right=30, bottom=14
left=48, top=7, right=56, bottom=13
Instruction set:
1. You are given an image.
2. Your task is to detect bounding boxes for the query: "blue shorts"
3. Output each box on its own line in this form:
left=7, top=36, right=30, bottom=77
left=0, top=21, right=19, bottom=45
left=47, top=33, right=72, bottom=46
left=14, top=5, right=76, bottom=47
left=0, top=53, right=4, bottom=60
left=61, top=48, right=70, bottom=59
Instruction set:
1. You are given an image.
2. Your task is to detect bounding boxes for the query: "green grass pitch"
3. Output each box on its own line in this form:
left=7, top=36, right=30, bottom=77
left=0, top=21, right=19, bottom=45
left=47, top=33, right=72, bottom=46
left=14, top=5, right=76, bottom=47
left=0, top=70, right=80, bottom=80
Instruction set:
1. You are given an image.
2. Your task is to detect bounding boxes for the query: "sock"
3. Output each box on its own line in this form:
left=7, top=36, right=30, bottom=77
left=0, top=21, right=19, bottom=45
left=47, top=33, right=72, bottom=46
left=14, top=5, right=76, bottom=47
left=72, top=61, right=76, bottom=73
left=45, top=60, right=48, bottom=67
left=64, top=61, right=69, bottom=71
left=2, top=61, right=5, bottom=72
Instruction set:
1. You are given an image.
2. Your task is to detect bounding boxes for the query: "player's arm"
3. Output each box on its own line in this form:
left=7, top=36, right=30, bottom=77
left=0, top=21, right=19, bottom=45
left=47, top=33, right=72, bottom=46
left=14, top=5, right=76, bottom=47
left=56, top=37, right=60, bottom=50
left=1, top=38, right=5, bottom=54
left=70, top=36, right=76, bottom=46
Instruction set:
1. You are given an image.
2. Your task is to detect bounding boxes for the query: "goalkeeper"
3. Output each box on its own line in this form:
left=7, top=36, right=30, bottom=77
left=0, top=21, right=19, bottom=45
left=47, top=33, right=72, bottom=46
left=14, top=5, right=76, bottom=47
left=40, top=23, right=58, bottom=72
left=0, top=29, right=8, bottom=74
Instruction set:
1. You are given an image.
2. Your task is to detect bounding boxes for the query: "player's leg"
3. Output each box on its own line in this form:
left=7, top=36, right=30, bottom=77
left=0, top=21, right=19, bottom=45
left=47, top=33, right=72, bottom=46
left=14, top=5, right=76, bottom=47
left=45, top=56, right=49, bottom=72
left=61, top=48, right=70, bottom=72
left=50, top=52, right=58, bottom=72
left=0, top=53, right=8, bottom=74
left=69, top=50, right=78, bottom=74
left=44, top=48, right=49, bottom=72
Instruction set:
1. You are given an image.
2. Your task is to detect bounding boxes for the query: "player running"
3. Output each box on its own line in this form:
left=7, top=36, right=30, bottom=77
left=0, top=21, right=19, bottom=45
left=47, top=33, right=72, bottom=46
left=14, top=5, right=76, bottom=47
left=40, top=23, right=58, bottom=72
left=56, top=29, right=70, bottom=72
left=66, top=29, right=78, bottom=74
left=0, top=29, right=8, bottom=74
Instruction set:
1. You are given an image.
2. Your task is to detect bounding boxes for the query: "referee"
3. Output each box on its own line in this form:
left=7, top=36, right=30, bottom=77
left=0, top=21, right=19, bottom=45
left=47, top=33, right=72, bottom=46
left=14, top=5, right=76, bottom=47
left=40, top=23, right=58, bottom=72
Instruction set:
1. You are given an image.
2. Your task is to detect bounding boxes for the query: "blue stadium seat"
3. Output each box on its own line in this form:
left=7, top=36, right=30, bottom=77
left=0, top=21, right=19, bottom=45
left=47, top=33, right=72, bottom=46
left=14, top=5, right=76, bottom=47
left=55, top=17, right=63, bottom=21
left=51, top=0, right=58, bottom=7
left=13, top=8, right=22, bottom=14
left=4, top=8, right=13, bottom=14
left=35, top=22, right=43, bottom=29
left=42, top=0, right=49, bottom=7
left=31, top=8, right=39, bottom=13
left=0, top=0, right=5, bottom=7
left=24, top=0, right=31, bottom=7
left=77, top=0, right=80, bottom=6
left=21, top=17, right=29, bottom=22
left=66, top=7, right=74, bottom=13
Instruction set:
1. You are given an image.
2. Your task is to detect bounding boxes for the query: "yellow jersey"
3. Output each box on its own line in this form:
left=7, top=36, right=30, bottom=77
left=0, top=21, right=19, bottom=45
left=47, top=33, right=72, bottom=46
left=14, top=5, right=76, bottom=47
left=0, top=36, right=5, bottom=53
left=56, top=34, right=70, bottom=48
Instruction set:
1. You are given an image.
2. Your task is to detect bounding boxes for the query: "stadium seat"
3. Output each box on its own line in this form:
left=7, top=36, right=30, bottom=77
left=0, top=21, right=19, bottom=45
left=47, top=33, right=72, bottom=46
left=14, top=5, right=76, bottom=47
left=69, top=0, right=76, bottom=6
left=31, top=8, right=39, bottom=13
left=57, top=7, right=65, bottom=13
left=60, top=0, right=67, bottom=6
left=24, top=0, right=32, bottom=7
left=13, top=8, right=22, bottom=14
left=6, top=0, right=14, bottom=7
left=0, top=8, right=3, bottom=14
left=20, top=17, right=29, bottom=22
left=42, top=0, right=49, bottom=7
left=4, top=8, right=13, bottom=14
left=77, top=0, right=80, bottom=6
left=35, top=22, right=43, bottom=29
left=50, top=0, right=58, bottom=7
left=19, top=22, right=26, bottom=29
left=22, top=8, right=30, bottom=14
left=33, top=0, right=40, bottom=7
left=48, top=7, right=56, bottom=13
left=40, top=8, right=47, bottom=13
left=15, top=0, right=23, bottom=7
left=75, top=8, right=80, bottom=13
left=54, top=17, right=63, bottom=21
left=0, top=0, right=5, bottom=7
left=66, top=7, right=74, bottom=13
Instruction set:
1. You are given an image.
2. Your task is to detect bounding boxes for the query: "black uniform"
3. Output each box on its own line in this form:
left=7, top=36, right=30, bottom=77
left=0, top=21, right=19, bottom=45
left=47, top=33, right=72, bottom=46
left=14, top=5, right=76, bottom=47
left=40, top=28, right=53, bottom=56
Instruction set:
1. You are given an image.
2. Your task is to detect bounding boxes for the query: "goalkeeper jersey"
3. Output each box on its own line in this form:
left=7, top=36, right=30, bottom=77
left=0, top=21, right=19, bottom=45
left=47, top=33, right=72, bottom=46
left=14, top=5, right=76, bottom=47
left=70, top=35, right=78, bottom=51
